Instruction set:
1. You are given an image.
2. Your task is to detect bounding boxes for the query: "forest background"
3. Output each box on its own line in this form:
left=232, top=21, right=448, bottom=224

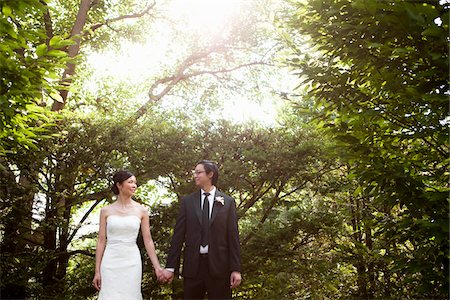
left=1, top=0, right=448, bottom=299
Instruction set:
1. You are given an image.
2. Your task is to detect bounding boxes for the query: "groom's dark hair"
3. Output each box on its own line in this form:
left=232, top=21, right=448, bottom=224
left=197, top=160, right=219, bottom=186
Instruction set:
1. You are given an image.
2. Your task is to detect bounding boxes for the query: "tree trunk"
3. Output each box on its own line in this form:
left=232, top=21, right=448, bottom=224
left=52, top=0, right=92, bottom=111
left=350, top=195, right=368, bottom=298
left=363, top=198, right=375, bottom=297
left=56, top=196, right=73, bottom=281
left=42, top=207, right=58, bottom=291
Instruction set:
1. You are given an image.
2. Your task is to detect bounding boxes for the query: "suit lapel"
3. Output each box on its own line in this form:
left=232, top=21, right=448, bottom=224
left=210, top=190, right=223, bottom=226
left=194, top=190, right=202, bottom=225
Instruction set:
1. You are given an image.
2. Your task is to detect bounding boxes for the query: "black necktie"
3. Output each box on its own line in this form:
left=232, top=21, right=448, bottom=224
left=201, top=192, right=210, bottom=247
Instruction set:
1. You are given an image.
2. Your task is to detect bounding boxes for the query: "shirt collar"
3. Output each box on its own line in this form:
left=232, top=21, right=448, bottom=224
left=201, top=186, right=216, bottom=199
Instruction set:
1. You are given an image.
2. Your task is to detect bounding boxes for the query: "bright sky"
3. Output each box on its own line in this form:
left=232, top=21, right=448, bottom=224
left=165, top=0, right=240, bottom=35
left=84, top=0, right=295, bottom=126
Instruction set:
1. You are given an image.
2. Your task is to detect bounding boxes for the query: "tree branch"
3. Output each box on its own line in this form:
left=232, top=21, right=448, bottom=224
left=181, top=61, right=270, bottom=80
left=291, top=235, right=313, bottom=251
left=40, top=0, right=54, bottom=46
left=134, top=43, right=270, bottom=119
left=70, top=189, right=110, bottom=207
left=67, top=198, right=103, bottom=245
left=52, top=1, right=157, bottom=111
left=89, top=1, right=156, bottom=33
left=241, top=180, right=277, bottom=212
left=241, top=183, right=285, bottom=246
left=67, top=249, right=95, bottom=258
left=22, top=236, right=46, bottom=248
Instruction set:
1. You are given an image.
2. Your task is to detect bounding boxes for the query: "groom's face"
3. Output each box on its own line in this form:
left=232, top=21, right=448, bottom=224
left=193, top=164, right=213, bottom=188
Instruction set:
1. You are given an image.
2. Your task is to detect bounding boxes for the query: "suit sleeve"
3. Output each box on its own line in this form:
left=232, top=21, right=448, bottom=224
left=166, top=196, right=187, bottom=272
left=227, top=197, right=242, bottom=273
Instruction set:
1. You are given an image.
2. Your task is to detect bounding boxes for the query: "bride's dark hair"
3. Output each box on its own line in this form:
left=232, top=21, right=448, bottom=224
left=111, top=170, right=134, bottom=195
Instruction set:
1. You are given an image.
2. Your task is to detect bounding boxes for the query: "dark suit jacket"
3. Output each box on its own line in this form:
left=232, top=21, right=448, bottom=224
left=166, top=190, right=241, bottom=279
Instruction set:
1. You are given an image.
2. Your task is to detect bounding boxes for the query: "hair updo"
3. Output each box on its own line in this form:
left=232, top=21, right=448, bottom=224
left=111, top=170, right=134, bottom=195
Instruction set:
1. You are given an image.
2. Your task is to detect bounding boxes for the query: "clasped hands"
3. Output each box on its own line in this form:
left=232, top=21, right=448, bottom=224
left=155, top=268, right=242, bottom=288
left=155, top=268, right=174, bottom=284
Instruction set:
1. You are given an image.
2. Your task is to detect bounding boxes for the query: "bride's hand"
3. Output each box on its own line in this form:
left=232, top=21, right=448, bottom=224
left=93, top=272, right=101, bottom=291
left=154, top=267, right=164, bottom=282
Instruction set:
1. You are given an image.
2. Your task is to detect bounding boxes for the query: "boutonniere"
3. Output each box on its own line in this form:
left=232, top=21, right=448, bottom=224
left=215, top=196, right=225, bottom=206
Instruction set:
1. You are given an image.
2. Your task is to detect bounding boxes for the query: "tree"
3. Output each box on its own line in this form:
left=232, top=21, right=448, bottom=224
left=281, top=0, right=448, bottom=297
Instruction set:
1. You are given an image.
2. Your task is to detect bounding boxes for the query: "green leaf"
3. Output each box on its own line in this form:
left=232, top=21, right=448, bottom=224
left=49, top=36, right=63, bottom=48
left=3, top=22, right=17, bottom=39
left=47, top=49, right=67, bottom=57
left=422, top=25, right=442, bottom=37
left=337, top=134, right=359, bottom=144
left=50, top=92, right=64, bottom=103
left=49, top=36, right=76, bottom=48
left=365, top=2, right=377, bottom=15
left=368, top=42, right=383, bottom=49
left=36, top=44, right=47, bottom=57
left=2, top=5, right=12, bottom=17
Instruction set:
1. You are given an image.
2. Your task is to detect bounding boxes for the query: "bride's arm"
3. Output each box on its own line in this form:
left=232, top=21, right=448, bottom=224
left=141, top=208, right=163, bottom=276
left=93, top=208, right=107, bottom=290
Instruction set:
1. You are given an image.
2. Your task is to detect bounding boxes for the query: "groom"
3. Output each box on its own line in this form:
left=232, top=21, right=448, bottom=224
left=161, top=160, right=242, bottom=299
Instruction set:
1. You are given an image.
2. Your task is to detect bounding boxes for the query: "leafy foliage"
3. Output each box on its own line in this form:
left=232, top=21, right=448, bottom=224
left=2, top=0, right=448, bottom=299
left=280, top=0, right=449, bottom=297
left=0, top=0, right=71, bottom=154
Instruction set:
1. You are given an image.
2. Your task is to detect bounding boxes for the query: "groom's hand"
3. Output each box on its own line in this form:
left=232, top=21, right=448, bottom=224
left=230, top=271, right=242, bottom=289
left=161, top=269, right=174, bottom=284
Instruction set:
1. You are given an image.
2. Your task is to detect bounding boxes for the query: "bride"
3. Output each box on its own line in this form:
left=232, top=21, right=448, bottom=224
left=92, top=170, right=163, bottom=299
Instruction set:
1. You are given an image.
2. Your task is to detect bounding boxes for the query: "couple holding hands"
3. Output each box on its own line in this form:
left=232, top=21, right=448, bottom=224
left=93, top=160, right=242, bottom=299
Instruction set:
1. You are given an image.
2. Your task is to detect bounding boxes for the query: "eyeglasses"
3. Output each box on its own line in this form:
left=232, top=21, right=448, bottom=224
left=192, top=170, right=206, bottom=176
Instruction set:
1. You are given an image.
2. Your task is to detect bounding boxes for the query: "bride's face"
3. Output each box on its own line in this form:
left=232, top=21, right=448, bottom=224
left=118, top=176, right=137, bottom=196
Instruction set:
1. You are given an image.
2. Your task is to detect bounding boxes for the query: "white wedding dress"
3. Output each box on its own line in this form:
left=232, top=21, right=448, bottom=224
left=98, top=215, right=143, bottom=300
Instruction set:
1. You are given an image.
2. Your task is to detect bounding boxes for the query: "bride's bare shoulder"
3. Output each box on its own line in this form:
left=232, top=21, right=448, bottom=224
left=100, top=203, right=115, bottom=214
left=136, top=202, right=147, bottom=211
left=135, top=202, right=149, bottom=216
